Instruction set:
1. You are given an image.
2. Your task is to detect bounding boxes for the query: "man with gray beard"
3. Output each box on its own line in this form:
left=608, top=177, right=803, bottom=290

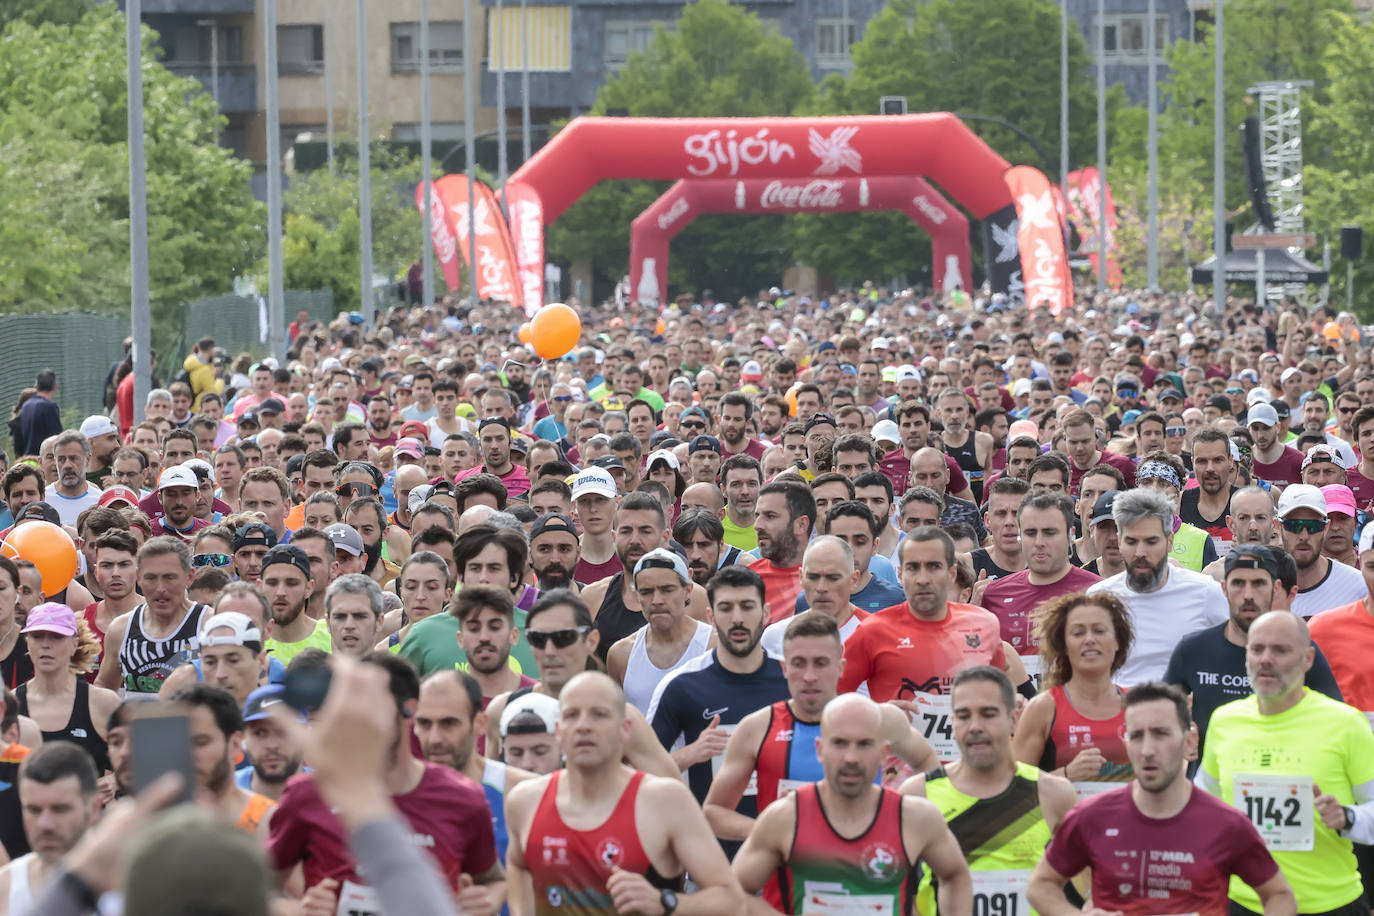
left=1087, top=489, right=1227, bottom=687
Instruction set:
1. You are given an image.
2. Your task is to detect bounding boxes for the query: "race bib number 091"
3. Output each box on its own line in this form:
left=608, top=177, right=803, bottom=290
left=1234, top=773, right=1314, bottom=851
left=971, top=870, right=1030, bottom=916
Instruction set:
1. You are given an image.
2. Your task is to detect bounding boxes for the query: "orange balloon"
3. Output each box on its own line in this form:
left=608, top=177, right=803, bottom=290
left=517, top=322, right=532, bottom=344
left=530, top=303, right=582, bottom=359
left=5, top=521, right=77, bottom=597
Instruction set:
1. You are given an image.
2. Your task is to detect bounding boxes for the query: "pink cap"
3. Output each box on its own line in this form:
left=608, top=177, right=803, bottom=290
left=1321, top=484, right=1357, bottom=518
left=394, top=438, right=424, bottom=460
left=98, top=486, right=140, bottom=509
left=21, top=603, right=77, bottom=637
left=1008, top=419, right=1040, bottom=443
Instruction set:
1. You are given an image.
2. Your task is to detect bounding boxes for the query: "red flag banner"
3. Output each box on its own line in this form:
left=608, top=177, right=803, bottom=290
left=414, top=180, right=462, bottom=293
left=1004, top=165, right=1074, bottom=315
left=504, top=181, right=545, bottom=317
left=1069, top=167, right=1122, bottom=288
left=432, top=175, right=523, bottom=307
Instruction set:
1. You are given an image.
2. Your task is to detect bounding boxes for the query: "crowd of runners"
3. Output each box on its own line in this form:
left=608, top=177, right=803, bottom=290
left=0, top=287, right=1371, bottom=916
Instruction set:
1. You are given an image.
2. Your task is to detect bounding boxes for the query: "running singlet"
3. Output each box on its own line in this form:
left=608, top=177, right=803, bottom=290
left=754, top=701, right=823, bottom=812
left=16, top=678, right=111, bottom=773
left=945, top=431, right=984, bottom=501
left=573, top=555, right=622, bottom=589
left=524, top=770, right=678, bottom=916
left=1038, top=686, right=1131, bottom=783
left=916, top=762, right=1051, bottom=916
left=837, top=602, right=1006, bottom=701
left=118, top=602, right=206, bottom=694
left=592, top=574, right=643, bottom=665
left=1044, top=784, right=1277, bottom=916
left=779, top=784, right=914, bottom=916
left=622, top=619, right=712, bottom=715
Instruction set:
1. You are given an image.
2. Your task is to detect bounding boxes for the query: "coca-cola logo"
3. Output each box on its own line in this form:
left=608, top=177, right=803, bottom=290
left=657, top=197, right=690, bottom=230
left=911, top=195, right=947, bottom=225
left=685, top=128, right=795, bottom=177
left=759, top=179, right=843, bottom=209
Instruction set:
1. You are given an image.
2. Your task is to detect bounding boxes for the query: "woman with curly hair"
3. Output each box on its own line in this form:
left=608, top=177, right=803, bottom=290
left=15, top=602, right=119, bottom=775
left=1012, top=591, right=1135, bottom=788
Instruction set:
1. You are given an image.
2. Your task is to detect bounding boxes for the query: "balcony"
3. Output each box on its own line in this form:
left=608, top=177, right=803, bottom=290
left=166, top=62, right=258, bottom=113
left=139, top=0, right=254, bottom=13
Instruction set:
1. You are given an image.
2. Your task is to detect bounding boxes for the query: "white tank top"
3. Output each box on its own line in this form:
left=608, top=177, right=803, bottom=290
left=623, top=619, right=713, bottom=714
left=9, top=853, right=34, bottom=916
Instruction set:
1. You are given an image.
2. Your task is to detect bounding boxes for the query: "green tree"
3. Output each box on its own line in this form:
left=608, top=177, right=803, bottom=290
left=1305, top=12, right=1374, bottom=318
left=0, top=7, right=263, bottom=313
left=792, top=0, right=1113, bottom=284
left=280, top=147, right=443, bottom=310
left=0, top=0, right=94, bottom=27
left=545, top=0, right=815, bottom=300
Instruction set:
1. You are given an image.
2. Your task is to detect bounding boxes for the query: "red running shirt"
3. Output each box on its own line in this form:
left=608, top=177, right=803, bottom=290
left=1041, top=686, right=1132, bottom=782
left=746, top=557, right=803, bottom=626
left=525, top=770, right=655, bottom=916
left=837, top=602, right=1006, bottom=701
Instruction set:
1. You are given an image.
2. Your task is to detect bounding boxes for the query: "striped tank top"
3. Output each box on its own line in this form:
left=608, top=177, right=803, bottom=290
left=118, top=602, right=206, bottom=694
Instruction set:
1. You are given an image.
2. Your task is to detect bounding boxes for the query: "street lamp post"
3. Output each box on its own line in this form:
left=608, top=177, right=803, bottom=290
left=1213, top=0, right=1226, bottom=316
left=358, top=0, right=374, bottom=326
left=127, top=0, right=151, bottom=423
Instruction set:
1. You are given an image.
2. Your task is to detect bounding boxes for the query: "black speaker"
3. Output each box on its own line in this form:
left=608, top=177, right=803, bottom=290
left=1343, top=226, right=1363, bottom=261
left=1240, top=117, right=1275, bottom=231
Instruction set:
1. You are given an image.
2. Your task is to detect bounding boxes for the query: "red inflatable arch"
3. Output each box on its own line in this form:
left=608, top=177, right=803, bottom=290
left=628, top=176, right=973, bottom=304
left=504, top=114, right=1014, bottom=309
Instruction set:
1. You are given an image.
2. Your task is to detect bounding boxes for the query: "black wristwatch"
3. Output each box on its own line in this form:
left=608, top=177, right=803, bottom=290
left=660, top=888, right=679, bottom=916
left=1343, top=806, right=1356, bottom=832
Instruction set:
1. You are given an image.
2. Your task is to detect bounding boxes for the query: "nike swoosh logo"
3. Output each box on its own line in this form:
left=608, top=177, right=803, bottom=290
left=703, top=706, right=728, bottom=719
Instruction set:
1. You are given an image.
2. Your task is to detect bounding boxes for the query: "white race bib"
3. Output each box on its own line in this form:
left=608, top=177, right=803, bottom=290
left=713, top=723, right=757, bottom=796
left=1071, top=781, right=1120, bottom=802
left=971, top=869, right=1031, bottom=916
left=1234, top=773, right=1314, bottom=851
left=1020, top=655, right=1043, bottom=692
left=909, top=693, right=959, bottom=763
left=777, top=777, right=809, bottom=797
left=802, top=881, right=893, bottom=916
left=336, top=880, right=382, bottom=916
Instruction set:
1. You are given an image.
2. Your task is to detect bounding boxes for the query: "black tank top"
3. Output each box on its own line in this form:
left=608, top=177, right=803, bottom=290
left=17, top=678, right=111, bottom=773
left=118, top=602, right=206, bottom=695
left=945, top=430, right=984, bottom=500
left=593, top=573, right=645, bottom=664
left=969, top=548, right=1016, bottom=582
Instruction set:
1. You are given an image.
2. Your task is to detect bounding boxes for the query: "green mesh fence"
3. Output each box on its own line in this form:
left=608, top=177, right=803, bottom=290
left=0, top=312, right=129, bottom=459
left=0, top=291, right=336, bottom=458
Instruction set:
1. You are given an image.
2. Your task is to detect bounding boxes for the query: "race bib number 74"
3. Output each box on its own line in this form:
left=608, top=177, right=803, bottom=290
left=1234, top=773, right=1314, bottom=851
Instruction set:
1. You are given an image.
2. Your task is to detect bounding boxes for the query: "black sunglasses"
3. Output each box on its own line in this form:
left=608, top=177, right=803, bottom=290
left=1281, top=518, right=1327, bottom=535
left=192, top=552, right=232, bottom=568
left=679, top=420, right=706, bottom=430
left=526, top=626, right=592, bottom=650
left=337, top=483, right=379, bottom=498
left=1165, top=428, right=1187, bottom=437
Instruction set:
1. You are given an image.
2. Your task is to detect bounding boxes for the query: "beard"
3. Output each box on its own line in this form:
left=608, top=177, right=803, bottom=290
left=536, top=564, right=573, bottom=590
left=363, top=540, right=383, bottom=575
left=717, top=620, right=764, bottom=658
left=759, top=528, right=799, bottom=565
left=1126, top=555, right=1169, bottom=592
left=254, top=756, right=301, bottom=785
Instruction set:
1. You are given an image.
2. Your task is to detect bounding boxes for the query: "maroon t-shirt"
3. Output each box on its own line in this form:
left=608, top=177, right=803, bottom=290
left=1344, top=465, right=1374, bottom=512
left=267, top=762, right=497, bottom=891
left=722, top=438, right=768, bottom=461
left=878, top=451, right=969, bottom=498
left=1045, top=784, right=1278, bottom=916
left=1069, top=451, right=1137, bottom=498
left=149, top=516, right=210, bottom=542
left=982, top=566, right=1102, bottom=656
left=574, top=553, right=622, bottom=587
left=1251, top=445, right=1305, bottom=490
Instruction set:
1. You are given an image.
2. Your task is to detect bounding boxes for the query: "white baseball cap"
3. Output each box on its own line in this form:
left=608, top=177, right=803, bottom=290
left=571, top=468, right=617, bottom=501
left=872, top=420, right=901, bottom=445
left=895, top=365, right=921, bottom=384
left=1246, top=387, right=1273, bottom=407
left=1276, top=483, right=1328, bottom=519
left=79, top=415, right=118, bottom=439
left=157, top=466, right=198, bottom=491
left=646, top=449, right=680, bottom=471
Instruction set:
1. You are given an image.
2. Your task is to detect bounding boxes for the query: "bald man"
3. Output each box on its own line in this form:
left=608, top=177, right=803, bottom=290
left=732, top=692, right=972, bottom=916
left=912, top=447, right=987, bottom=541
left=504, top=672, right=745, bottom=916
left=679, top=482, right=725, bottom=520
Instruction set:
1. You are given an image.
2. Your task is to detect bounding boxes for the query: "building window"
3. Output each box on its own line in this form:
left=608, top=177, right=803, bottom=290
left=815, top=18, right=856, bottom=69
left=1099, top=14, right=1167, bottom=61
left=278, top=24, right=324, bottom=75
left=391, top=21, right=464, bottom=72
left=392, top=122, right=467, bottom=142
left=604, top=21, right=669, bottom=71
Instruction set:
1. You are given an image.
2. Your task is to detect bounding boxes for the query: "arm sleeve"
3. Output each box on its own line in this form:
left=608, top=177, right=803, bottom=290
left=1042, top=807, right=1090, bottom=879
left=1306, top=646, right=1344, bottom=702
left=836, top=629, right=871, bottom=695
left=1193, top=765, right=1222, bottom=796
left=1201, top=536, right=1218, bottom=567
left=350, top=817, right=457, bottom=916
left=265, top=787, right=308, bottom=871
left=1163, top=640, right=1191, bottom=693
left=649, top=681, right=683, bottom=748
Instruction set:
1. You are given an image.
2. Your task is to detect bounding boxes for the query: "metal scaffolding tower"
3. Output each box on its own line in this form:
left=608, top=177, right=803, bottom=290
left=1247, top=80, right=1312, bottom=235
